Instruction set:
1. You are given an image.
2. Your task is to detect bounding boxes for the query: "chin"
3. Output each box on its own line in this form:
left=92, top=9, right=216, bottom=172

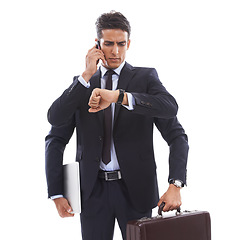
left=106, top=60, right=122, bottom=69
left=109, top=64, right=119, bottom=69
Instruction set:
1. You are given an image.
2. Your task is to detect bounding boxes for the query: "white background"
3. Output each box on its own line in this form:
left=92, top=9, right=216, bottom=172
left=1, top=0, right=245, bottom=239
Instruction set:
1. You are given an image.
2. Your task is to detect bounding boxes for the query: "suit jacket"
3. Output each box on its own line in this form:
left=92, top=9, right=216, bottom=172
left=45, top=62, right=189, bottom=212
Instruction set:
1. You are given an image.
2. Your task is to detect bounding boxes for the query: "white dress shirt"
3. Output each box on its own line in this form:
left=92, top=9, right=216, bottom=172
left=51, top=62, right=134, bottom=200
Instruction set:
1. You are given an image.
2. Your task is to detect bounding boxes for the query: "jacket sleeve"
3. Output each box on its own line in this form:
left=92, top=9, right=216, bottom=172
left=154, top=117, right=189, bottom=185
left=45, top=116, right=75, bottom=198
left=131, top=68, right=178, bottom=119
left=47, top=76, right=88, bottom=126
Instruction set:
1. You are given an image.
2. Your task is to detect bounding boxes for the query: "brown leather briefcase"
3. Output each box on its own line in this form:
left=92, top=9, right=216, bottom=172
left=127, top=203, right=211, bottom=240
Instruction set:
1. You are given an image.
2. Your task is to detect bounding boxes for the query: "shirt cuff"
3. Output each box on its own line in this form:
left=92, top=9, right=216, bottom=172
left=78, top=75, right=91, bottom=88
left=50, top=195, right=64, bottom=200
left=122, top=93, right=135, bottom=110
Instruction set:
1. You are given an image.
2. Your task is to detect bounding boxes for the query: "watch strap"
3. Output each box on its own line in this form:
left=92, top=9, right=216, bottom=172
left=116, top=89, right=125, bottom=105
left=169, top=179, right=184, bottom=188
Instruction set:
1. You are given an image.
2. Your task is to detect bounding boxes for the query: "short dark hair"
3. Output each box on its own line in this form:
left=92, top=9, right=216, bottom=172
left=95, top=11, right=131, bottom=39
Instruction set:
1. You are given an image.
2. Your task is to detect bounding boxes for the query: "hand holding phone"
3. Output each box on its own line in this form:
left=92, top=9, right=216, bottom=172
left=82, top=41, right=106, bottom=82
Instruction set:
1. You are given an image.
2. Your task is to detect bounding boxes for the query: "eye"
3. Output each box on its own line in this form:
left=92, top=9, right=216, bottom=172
left=104, top=42, right=114, bottom=46
left=118, top=42, right=126, bottom=46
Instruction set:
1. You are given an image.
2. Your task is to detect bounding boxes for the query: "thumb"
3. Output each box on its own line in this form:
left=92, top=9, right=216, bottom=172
left=63, top=200, right=73, bottom=213
left=88, top=107, right=101, bottom=113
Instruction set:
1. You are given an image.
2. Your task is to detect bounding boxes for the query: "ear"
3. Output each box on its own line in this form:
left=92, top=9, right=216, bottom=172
left=127, top=39, right=131, bottom=50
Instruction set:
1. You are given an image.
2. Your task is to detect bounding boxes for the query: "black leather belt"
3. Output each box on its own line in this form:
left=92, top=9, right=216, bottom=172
left=98, top=170, right=122, bottom=181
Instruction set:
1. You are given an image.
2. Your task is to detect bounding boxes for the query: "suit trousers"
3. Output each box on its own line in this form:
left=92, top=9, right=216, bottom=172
left=80, top=177, right=152, bottom=240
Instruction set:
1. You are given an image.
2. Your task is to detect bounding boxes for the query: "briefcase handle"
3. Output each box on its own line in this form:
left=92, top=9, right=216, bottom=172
left=158, top=202, right=181, bottom=216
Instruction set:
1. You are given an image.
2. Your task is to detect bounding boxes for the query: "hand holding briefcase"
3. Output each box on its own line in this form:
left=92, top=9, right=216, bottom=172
left=127, top=203, right=211, bottom=240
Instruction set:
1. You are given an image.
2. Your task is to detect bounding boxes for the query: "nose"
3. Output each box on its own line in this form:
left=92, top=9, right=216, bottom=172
left=112, top=44, right=119, bottom=55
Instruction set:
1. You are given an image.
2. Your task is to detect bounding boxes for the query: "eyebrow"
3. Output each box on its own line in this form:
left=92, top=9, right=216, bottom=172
left=104, top=41, right=127, bottom=44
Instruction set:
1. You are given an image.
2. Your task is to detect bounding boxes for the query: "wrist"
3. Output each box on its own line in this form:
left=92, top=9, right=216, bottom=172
left=115, top=89, right=127, bottom=105
left=112, top=90, right=120, bottom=103
left=169, top=184, right=181, bottom=191
left=169, top=179, right=184, bottom=188
left=122, top=93, right=128, bottom=105
left=82, top=70, right=94, bottom=83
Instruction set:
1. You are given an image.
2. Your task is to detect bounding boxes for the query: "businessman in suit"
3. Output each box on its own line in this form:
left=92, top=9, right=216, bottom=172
left=45, top=11, right=189, bottom=240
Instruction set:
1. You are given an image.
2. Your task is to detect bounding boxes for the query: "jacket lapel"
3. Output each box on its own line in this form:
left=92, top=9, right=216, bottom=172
left=114, top=62, right=136, bottom=125
left=89, top=69, right=101, bottom=89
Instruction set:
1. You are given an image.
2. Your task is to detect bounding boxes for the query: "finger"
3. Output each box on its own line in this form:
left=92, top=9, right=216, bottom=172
left=89, top=90, right=98, bottom=101
left=88, top=100, right=97, bottom=107
left=60, top=210, right=74, bottom=218
left=167, top=202, right=181, bottom=212
left=170, top=201, right=181, bottom=210
left=90, top=96, right=101, bottom=104
left=64, top=209, right=75, bottom=217
left=88, top=89, right=100, bottom=106
left=62, top=204, right=74, bottom=218
left=89, top=45, right=98, bottom=52
left=99, top=53, right=107, bottom=65
left=163, top=203, right=172, bottom=212
left=92, top=48, right=106, bottom=65
left=157, top=199, right=163, bottom=207
left=91, top=88, right=100, bottom=96
left=89, top=103, right=98, bottom=109
left=88, top=100, right=100, bottom=109
left=63, top=201, right=73, bottom=213
left=91, top=95, right=100, bottom=102
left=88, top=107, right=102, bottom=113
left=176, top=202, right=182, bottom=210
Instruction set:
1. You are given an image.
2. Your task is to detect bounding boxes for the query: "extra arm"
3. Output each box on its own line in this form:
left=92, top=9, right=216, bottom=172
left=45, top=117, right=75, bottom=197
left=47, top=76, right=88, bottom=126
left=154, top=117, right=189, bottom=185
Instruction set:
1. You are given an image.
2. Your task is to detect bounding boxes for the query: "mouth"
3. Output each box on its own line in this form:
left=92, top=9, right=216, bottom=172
left=109, top=58, right=120, bottom=62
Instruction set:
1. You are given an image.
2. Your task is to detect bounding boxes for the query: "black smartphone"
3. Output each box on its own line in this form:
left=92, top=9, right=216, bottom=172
left=96, top=41, right=101, bottom=64
left=96, top=40, right=101, bottom=50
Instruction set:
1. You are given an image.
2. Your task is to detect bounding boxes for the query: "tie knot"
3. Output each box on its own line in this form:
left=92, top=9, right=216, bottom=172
left=106, top=69, right=115, bottom=76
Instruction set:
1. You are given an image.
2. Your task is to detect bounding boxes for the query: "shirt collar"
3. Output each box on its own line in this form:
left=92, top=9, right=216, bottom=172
left=100, top=61, right=126, bottom=78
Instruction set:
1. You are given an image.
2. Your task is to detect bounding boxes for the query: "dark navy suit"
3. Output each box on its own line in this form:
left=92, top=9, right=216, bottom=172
left=45, top=62, right=189, bottom=239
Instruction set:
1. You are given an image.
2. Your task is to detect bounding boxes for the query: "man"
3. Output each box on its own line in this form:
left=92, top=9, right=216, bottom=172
left=45, top=11, right=189, bottom=240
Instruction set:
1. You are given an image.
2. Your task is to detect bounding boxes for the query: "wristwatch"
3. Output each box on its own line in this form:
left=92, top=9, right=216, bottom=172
left=169, top=179, right=184, bottom=188
left=116, top=89, right=125, bottom=105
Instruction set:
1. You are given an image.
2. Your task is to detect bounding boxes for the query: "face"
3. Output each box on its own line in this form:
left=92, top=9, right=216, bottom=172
left=97, top=29, right=130, bottom=69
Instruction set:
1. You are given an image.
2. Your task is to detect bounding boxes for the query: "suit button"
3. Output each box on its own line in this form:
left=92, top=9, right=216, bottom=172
left=95, top=157, right=100, bottom=162
left=146, top=102, right=152, bottom=106
left=99, top=136, right=103, bottom=141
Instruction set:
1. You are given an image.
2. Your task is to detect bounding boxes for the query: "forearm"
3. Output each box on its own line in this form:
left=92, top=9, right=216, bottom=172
left=131, top=92, right=178, bottom=119
left=45, top=138, right=65, bottom=197
left=154, top=116, right=189, bottom=184
left=48, top=76, right=88, bottom=126
left=130, top=68, right=178, bottom=119
left=45, top=119, right=75, bottom=197
left=168, top=135, right=189, bottom=185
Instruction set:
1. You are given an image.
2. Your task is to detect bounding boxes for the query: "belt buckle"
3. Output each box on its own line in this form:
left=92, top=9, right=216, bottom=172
left=105, top=172, right=110, bottom=181
left=105, top=171, right=121, bottom=181
left=117, top=171, right=122, bottom=180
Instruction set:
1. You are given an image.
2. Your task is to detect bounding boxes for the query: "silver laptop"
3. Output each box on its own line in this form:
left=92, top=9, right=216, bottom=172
left=63, top=162, right=81, bottom=213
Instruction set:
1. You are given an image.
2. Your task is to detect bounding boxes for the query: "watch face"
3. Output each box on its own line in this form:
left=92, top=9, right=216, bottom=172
left=174, top=181, right=182, bottom=187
